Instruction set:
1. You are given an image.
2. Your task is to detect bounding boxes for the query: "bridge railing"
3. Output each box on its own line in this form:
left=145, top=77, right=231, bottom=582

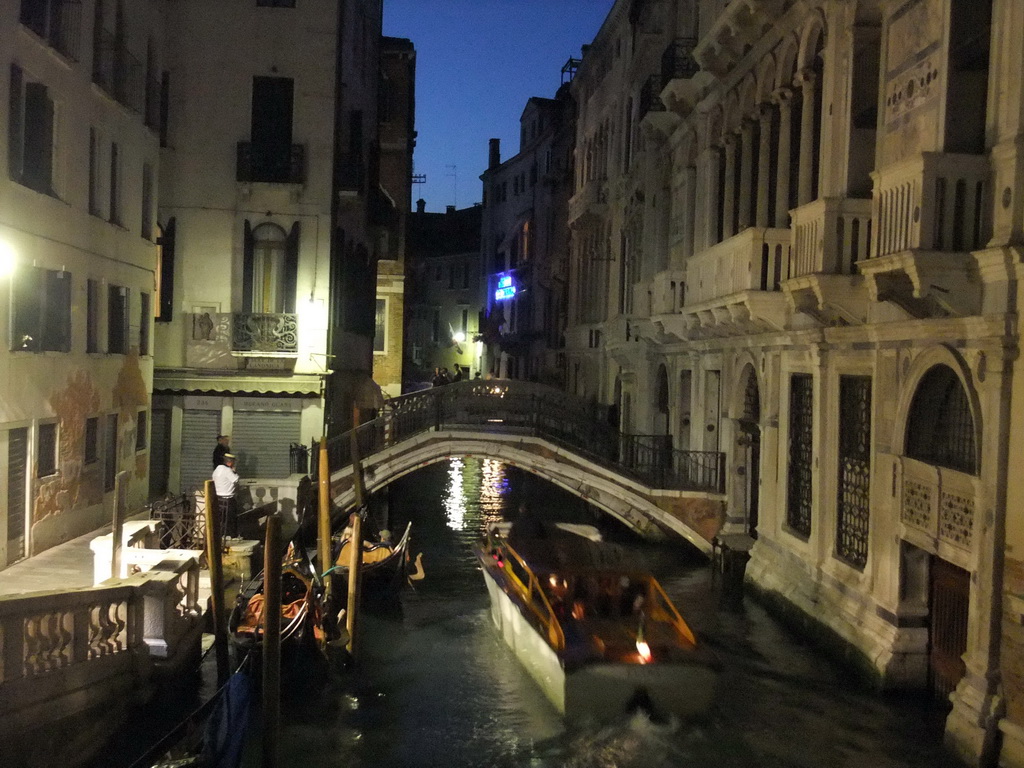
left=321, top=380, right=725, bottom=494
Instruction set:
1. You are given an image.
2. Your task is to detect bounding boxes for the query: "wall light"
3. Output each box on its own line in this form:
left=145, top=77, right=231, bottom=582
left=453, top=331, right=466, bottom=344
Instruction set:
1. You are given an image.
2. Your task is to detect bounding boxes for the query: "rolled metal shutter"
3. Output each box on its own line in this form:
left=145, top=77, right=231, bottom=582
left=180, top=409, right=220, bottom=494
left=232, top=409, right=300, bottom=479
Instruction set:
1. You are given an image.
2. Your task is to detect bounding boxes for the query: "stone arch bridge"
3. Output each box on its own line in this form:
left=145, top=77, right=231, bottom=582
left=317, top=381, right=726, bottom=555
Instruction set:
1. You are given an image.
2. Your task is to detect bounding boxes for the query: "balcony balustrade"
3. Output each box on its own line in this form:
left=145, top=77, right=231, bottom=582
left=232, top=312, right=298, bottom=355
left=790, top=198, right=873, bottom=278
left=568, top=179, right=608, bottom=224
left=687, top=227, right=791, bottom=306
left=872, top=152, right=990, bottom=259
left=236, top=142, right=306, bottom=185
left=900, top=455, right=978, bottom=569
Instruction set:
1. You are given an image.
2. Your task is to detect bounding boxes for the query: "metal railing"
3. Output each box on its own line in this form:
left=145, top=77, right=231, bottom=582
left=148, top=494, right=204, bottom=550
left=92, top=29, right=144, bottom=113
left=231, top=312, right=298, bottom=353
left=20, top=0, right=82, bottom=60
left=319, top=380, right=725, bottom=494
left=236, top=142, right=306, bottom=184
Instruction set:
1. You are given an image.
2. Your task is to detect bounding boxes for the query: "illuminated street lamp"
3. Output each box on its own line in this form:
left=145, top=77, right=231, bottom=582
left=0, top=240, right=15, bottom=278
left=453, top=331, right=466, bottom=344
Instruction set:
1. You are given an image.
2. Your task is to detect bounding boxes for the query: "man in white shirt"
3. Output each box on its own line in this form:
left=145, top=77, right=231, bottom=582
left=212, top=453, right=240, bottom=537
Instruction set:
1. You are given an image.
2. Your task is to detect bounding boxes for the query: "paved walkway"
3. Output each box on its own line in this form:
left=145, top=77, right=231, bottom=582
left=0, top=525, right=107, bottom=597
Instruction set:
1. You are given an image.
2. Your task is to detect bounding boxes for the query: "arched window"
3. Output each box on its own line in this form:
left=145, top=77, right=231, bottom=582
left=905, top=365, right=978, bottom=474
left=243, top=221, right=299, bottom=314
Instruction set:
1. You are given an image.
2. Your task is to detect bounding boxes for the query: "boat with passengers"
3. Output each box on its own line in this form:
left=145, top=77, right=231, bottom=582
left=473, top=521, right=719, bottom=724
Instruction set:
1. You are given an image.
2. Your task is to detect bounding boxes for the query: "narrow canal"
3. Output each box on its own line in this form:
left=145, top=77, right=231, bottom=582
left=270, top=458, right=965, bottom=768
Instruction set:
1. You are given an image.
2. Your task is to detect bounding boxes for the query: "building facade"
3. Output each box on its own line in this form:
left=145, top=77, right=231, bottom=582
left=373, top=36, right=415, bottom=399
left=404, top=202, right=483, bottom=388
left=151, top=0, right=393, bottom=494
left=479, top=92, right=575, bottom=384
left=563, top=0, right=1024, bottom=764
left=0, top=0, right=162, bottom=567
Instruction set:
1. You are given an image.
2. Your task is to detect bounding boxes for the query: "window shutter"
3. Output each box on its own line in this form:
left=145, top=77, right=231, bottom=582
left=283, top=221, right=300, bottom=313
left=8, top=64, right=23, bottom=180
left=44, top=270, right=72, bottom=352
left=158, top=217, right=176, bottom=320
left=23, top=82, right=53, bottom=193
left=11, top=266, right=42, bottom=351
left=242, top=220, right=254, bottom=311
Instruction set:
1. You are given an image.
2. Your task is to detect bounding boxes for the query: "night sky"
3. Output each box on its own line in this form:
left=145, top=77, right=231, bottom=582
left=383, top=0, right=613, bottom=212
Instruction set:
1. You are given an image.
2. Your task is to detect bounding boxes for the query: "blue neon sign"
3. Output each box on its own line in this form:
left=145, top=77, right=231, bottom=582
left=494, top=274, right=517, bottom=302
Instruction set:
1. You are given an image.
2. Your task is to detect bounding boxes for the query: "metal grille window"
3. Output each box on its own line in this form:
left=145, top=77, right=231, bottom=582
left=37, top=422, right=57, bottom=477
left=786, top=374, right=813, bottom=537
left=905, top=365, right=977, bottom=474
left=836, top=375, right=872, bottom=569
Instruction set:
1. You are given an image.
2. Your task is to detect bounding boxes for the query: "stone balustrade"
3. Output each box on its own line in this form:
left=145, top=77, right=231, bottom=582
left=871, top=151, right=990, bottom=259
left=0, top=559, right=204, bottom=767
left=900, top=455, right=978, bottom=568
left=790, top=197, right=872, bottom=278
left=686, top=227, right=791, bottom=306
left=568, top=179, right=608, bottom=224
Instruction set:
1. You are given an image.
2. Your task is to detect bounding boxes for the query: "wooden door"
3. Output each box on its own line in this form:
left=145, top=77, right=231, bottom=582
left=929, top=557, right=969, bottom=701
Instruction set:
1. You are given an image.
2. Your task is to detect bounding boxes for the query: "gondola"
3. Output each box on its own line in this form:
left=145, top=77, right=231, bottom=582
left=328, top=521, right=413, bottom=601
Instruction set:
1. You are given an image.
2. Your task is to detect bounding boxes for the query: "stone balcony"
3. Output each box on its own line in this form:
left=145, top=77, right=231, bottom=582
left=860, top=152, right=989, bottom=318
left=783, top=197, right=872, bottom=326
left=652, top=228, right=791, bottom=339
left=568, top=179, right=609, bottom=225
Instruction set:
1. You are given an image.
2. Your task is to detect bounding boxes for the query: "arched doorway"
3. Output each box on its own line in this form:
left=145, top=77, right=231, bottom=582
left=737, top=366, right=761, bottom=538
left=903, top=363, right=978, bottom=700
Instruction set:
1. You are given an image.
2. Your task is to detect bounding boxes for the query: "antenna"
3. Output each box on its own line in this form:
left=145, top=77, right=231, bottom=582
left=412, top=172, right=426, bottom=200
left=445, top=164, right=457, bottom=208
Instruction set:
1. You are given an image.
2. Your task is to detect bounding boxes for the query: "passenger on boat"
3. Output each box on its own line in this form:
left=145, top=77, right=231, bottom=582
left=509, top=502, right=545, bottom=543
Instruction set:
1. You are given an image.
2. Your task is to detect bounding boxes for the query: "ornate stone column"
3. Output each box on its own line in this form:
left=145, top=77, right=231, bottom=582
left=722, top=134, right=738, bottom=240
left=739, top=119, right=755, bottom=231
left=773, top=88, right=793, bottom=228
left=797, top=68, right=818, bottom=206
left=756, top=104, right=773, bottom=228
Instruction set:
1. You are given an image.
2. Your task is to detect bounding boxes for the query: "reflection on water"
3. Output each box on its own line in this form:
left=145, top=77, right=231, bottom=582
left=273, top=458, right=963, bottom=768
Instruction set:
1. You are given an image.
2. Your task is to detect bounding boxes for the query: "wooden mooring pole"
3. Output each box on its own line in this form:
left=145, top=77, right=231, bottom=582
left=262, top=513, right=282, bottom=768
left=318, top=438, right=332, bottom=602
left=203, top=480, right=229, bottom=686
left=346, top=405, right=365, bottom=657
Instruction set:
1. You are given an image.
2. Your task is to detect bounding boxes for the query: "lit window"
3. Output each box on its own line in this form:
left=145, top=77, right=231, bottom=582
left=10, top=267, right=71, bottom=352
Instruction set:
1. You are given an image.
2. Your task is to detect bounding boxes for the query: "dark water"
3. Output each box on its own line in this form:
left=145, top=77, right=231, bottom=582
left=270, top=458, right=965, bottom=768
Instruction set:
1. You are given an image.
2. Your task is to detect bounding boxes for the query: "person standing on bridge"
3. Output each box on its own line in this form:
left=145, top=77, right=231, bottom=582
left=213, top=453, right=240, bottom=538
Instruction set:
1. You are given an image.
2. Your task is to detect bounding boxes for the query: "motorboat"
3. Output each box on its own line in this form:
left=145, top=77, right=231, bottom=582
left=473, top=522, right=719, bottom=724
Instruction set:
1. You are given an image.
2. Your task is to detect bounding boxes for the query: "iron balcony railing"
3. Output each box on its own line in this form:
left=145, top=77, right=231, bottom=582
left=232, top=312, right=298, bottom=354
left=639, top=74, right=666, bottom=118
left=92, top=29, right=145, bottom=113
left=317, top=380, right=725, bottom=494
left=661, top=37, right=700, bottom=84
left=236, top=142, right=306, bottom=185
left=20, top=0, right=82, bottom=61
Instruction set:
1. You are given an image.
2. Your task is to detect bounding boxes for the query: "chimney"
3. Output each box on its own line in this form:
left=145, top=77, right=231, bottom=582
left=488, top=138, right=501, bottom=169
left=416, top=198, right=426, bottom=213
left=446, top=205, right=456, bottom=215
